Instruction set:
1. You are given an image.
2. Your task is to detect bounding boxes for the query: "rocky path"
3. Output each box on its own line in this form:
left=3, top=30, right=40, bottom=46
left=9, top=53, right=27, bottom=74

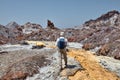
left=68, top=49, right=120, bottom=80
left=40, top=42, right=120, bottom=80
left=0, top=41, right=120, bottom=80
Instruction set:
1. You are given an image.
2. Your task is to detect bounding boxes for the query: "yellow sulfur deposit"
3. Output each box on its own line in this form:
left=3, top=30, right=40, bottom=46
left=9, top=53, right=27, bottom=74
left=25, top=41, right=45, bottom=47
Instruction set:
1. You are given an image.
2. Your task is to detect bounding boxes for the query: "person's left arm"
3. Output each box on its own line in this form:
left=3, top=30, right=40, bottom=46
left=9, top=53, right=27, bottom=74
left=65, top=38, right=68, bottom=47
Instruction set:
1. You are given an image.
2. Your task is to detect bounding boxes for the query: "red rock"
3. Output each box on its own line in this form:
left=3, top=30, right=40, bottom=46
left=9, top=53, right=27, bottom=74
left=68, top=37, right=76, bottom=42
left=82, top=43, right=94, bottom=50
left=2, top=71, right=28, bottom=80
left=97, top=44, right=110, bottom=56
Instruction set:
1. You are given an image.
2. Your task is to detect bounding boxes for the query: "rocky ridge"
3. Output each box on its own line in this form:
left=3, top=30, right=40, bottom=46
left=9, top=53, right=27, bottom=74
left=81, top=10, right=120, bottom=59
left=0, top=10, right=120, bottom=60
left=84, top=10, right=120, bottom=27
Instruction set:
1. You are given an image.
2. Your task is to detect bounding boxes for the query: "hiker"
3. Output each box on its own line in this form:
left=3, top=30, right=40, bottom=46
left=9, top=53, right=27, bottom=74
left=56, top=32, right=68, bottom=70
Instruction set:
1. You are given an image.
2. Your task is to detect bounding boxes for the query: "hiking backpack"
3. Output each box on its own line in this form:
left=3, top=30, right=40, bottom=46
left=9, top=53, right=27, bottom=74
left=57, top=38, right=66, bottom=49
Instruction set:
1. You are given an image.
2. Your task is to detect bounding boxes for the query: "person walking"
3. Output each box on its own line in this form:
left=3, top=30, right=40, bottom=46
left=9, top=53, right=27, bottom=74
left=56, top=32, right=68, bottom=70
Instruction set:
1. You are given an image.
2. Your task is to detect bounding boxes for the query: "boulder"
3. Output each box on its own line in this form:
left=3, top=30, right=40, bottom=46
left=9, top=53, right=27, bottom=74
left=114, top=53, right=120, bottom=60
left=113, top=49, right=120, bottom=60
left=97, top=44, right=110, bottom=56
left=82, top=43, right=94, bottom=50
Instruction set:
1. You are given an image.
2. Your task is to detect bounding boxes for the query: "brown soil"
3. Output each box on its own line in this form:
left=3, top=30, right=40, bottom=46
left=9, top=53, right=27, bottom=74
left=68, top=49, right=120, bottom=80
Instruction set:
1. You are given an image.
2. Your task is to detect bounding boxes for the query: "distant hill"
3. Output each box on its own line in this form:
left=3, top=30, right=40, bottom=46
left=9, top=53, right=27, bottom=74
left=84, top=10, right=120, bottom=27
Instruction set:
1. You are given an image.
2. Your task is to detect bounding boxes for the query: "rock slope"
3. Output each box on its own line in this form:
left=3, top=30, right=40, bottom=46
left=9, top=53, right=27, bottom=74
left=0, top=42, right=120, bottom=80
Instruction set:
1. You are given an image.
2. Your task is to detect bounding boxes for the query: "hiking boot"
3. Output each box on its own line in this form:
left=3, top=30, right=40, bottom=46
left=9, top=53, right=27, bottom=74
left=60, top=68, right=63, bottom=71
left=64, top=65, right=68, bottom=68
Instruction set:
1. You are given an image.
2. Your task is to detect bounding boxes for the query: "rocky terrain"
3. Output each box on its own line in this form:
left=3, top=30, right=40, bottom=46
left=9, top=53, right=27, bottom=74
left=0, top=42, right=120, bottom=80
left=81, top=10, right=120, bottom=59
left=0, top=10, right=120, bottom=60
left=0, top=10, right=120, bottom=80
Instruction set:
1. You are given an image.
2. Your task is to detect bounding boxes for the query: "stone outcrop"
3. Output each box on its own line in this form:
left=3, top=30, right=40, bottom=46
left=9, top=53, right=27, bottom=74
left=0, top=24, right=9, bottom=44
left=97, top=44, right=110, bottom=56
left=22, top=22, right=43, bottom=34
left=5, top=22, right=24, bottom=44
left=82, top=43, right=94, bottom=50
left=46, top=20, right=59, bottom=30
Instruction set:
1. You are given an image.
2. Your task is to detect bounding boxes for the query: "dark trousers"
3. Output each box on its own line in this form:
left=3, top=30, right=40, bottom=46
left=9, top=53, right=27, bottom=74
left=59, top=49, right=67, bottom=69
